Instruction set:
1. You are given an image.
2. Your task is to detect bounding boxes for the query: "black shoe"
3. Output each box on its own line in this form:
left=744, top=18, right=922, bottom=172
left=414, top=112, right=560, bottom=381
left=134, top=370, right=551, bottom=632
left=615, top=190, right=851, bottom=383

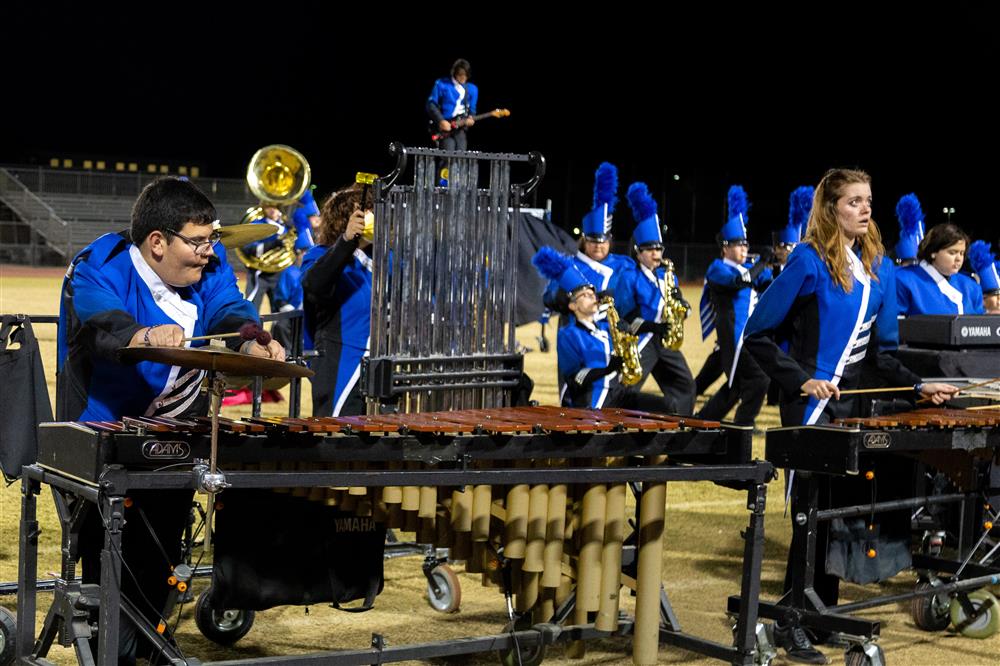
left=773, top=621, right=829, bottom=664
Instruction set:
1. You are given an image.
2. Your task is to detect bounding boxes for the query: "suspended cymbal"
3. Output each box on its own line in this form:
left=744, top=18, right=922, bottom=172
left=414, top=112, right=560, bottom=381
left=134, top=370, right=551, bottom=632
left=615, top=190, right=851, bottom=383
left=216, top=222, right=279, bottom=248
left=118, top=346, right=313, bottom=378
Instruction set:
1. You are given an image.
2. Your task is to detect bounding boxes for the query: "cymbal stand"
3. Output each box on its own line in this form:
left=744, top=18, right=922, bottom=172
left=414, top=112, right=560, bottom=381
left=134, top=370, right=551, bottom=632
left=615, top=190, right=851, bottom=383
left=194, top=369, right=230, bottom=550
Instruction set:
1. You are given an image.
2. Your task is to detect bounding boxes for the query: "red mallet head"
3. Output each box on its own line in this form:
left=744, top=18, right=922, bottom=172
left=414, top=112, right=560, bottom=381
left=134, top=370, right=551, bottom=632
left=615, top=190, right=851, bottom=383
left=238, top=322, right=271, bottom=346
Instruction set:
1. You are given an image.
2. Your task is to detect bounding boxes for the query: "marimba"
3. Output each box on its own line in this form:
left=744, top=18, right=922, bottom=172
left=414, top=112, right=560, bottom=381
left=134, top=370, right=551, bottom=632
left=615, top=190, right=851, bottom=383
left=21, top=407, right=774, bottom=666
left=730, top=408, right=1000, bottom=663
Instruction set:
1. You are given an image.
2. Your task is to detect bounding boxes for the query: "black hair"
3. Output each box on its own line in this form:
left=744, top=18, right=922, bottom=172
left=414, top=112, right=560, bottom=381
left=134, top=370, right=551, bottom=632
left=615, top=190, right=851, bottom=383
left=131, top=177, right=217, bottom=245
left=451, top=58, right=471, bottom=78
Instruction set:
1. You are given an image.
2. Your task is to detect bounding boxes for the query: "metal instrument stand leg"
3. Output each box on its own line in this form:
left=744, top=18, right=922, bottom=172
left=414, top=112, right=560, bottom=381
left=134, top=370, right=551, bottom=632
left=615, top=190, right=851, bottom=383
left=200, top=370, right=230, bottom=551
left=17, top=474, right=41, bottom=662
left=731, top=482, right=768, bottom=664
left=97, top=494, right=126, bottom=666
left=252, top=375, right=263, bottom=418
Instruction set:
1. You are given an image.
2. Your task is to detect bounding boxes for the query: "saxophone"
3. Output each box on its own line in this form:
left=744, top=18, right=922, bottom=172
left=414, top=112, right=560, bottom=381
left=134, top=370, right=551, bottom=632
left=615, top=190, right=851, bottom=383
left=659, top=258, right=687, bottom=351
left=600, top=296, right=643, bottom=386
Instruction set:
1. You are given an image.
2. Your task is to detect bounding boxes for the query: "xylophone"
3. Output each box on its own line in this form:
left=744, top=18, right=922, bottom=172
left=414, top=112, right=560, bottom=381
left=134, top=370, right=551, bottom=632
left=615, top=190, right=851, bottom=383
left=730, top=408, right=1000, bottom=662
left=35, top=406, right=749, bottom=484
left=765, top=407, right=1000, bottom=478
left=20, top=406, right=774, bottom=666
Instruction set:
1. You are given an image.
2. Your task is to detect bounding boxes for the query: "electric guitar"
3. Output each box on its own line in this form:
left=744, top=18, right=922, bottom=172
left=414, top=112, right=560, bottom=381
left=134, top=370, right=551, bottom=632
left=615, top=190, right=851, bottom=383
left=429, top=108, right=511, bottom=141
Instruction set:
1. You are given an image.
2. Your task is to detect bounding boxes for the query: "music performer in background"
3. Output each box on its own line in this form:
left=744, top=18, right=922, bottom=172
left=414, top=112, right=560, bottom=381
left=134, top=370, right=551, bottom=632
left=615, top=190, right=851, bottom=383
left=895, top=222, right=984, bottom=316
left=57, top=177, right=283, bottom=664
left=301, top=183, right=373, bottom=417
left=764, top=186, right=813, bottom=406
left=426, top=58, right=478, bottom=151
left=741, top=168, right=957, bottom=663
left=892, top=193, right=924, bottom=267
left=695, top=185, right=772, bottom=427
left=242, top=202, right=287, bottom=309
left=533, top=246, right=668, bottom=412
left=967, top=240, right=1000, bottom=314
left=543, top=162, right=637, bottom=320
left=622, top=181, right=696, bottom=414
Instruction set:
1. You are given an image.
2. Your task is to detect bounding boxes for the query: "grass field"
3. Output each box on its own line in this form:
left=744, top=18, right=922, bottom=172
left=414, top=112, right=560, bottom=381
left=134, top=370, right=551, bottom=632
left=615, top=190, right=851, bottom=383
left=1, top=264, right=998, bottom=665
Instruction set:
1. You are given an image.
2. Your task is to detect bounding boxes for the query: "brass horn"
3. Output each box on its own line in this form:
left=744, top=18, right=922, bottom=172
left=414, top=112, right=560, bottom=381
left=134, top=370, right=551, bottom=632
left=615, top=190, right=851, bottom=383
left=247, top=144, right=311, bottom=204
left=235, top=145, right=311, bottom=273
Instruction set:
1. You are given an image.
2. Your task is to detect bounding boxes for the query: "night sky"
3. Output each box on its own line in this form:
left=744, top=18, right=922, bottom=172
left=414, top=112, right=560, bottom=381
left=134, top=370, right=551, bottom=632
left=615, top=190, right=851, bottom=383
left=6, top=4, right=998, bottom=245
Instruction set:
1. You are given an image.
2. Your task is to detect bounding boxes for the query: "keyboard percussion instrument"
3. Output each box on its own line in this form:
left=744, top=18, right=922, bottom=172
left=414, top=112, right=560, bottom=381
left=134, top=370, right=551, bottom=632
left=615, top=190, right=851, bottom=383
left=23, top=406, right=774, bottom=666
left=731, top=406, right=1000, bottom=658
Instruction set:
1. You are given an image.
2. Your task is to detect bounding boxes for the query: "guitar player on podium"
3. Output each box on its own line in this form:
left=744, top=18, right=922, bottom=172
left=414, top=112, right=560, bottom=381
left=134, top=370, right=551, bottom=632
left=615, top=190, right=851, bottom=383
left=426, top=58, right=478, bottom=151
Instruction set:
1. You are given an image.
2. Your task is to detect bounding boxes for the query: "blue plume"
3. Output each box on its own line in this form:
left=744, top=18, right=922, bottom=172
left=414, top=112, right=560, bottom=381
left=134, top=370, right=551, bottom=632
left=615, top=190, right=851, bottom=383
left=968, top=240, right=996, bottom=274
left=727, top=185, right=750, bottom=223
left=626, top=182, right=657, bottom=221
left=895, top=193, right=923, bottom=234
left=789, top=186, right=813, bottom=229
left=532, top=246, right=572, bottom=281
left=593, top=162, right=618, bottom=214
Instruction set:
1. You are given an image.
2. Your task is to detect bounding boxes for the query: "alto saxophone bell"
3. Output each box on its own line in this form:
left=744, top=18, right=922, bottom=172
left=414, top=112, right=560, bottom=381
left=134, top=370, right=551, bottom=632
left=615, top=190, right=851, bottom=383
left=600, top=296, right=643, bottom=387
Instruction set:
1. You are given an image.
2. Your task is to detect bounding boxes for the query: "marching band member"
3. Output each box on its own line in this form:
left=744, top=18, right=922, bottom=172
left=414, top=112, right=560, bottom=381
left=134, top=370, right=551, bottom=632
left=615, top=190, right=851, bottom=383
left=533, top=246, right=667, bottom=411
left=271, top=188, right=317, bottom=347
left=242, top=202, right=288, bottom=310
left=301, top=183, right=373, bottom=417
left=57, top=177, right=282, bottom=664
left=765, top=186, right=813, bottom=406
left=892, top=193, right=923, bottom=267
left=741, top=168, right=957, bottom=662
left=623, top=181, right=696, bottom=414
left=543, top=162, right=636, bottom=318
left=695, top=185, right=772, bottom=426
left=771, top=186, right=813, bottom=278
left=895, top=222, right=984, bottom=316
left=968, top=240, right=1000, bottom=314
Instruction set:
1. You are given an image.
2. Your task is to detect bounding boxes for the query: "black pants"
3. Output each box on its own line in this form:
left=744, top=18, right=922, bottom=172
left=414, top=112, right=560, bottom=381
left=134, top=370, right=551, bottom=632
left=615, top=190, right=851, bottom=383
left=245, top=269, right=294, bottom=350
left=310, top=339, right=365, bottom=417
left=694, top=345, right=723, bottom=395
left=608, top=386, right=672, bottom=413
left=697, top=348, right=769, bottom=426
left=639, top=342, right=696, bottom=415
left=81, top=489, right=194, bottom=665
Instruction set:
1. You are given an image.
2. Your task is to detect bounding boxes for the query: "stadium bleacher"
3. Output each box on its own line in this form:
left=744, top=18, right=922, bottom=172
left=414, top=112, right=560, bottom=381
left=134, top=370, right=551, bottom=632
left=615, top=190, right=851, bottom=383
left=0, top=166, right=256, bottom=261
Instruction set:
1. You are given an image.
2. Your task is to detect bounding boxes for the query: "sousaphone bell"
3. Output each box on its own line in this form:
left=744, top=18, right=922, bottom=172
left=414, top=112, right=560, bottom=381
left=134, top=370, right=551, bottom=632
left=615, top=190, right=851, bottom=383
left=234, top=144, right=311, bottom=273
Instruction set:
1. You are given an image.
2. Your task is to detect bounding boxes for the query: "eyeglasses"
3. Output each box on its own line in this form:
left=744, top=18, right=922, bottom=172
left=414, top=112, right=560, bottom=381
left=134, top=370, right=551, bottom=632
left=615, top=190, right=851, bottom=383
left=167, top=229, right=221, bottom=255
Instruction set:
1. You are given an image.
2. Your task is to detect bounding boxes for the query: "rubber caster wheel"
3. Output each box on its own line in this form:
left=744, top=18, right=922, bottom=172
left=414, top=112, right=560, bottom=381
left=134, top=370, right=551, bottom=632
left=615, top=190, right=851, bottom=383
left=949, top=589, right=1000, bottom=639
left=427, top=564, right=462, bottom=613
left=497, top=614, right=545, bottom=666
left=195, top=588, right=255, bottom=645
left=911, top=580, right=951, bottom=631
left=844, top=643, right=885, bottom=666
left=0, top=607, right=16, bottom=666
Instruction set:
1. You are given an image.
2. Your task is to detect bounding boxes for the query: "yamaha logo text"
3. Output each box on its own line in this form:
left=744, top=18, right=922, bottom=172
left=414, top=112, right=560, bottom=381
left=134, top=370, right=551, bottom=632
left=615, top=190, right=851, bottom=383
left=960, top=325, right=993, bottom=338
left=142, top=440, right=191, bottom=460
